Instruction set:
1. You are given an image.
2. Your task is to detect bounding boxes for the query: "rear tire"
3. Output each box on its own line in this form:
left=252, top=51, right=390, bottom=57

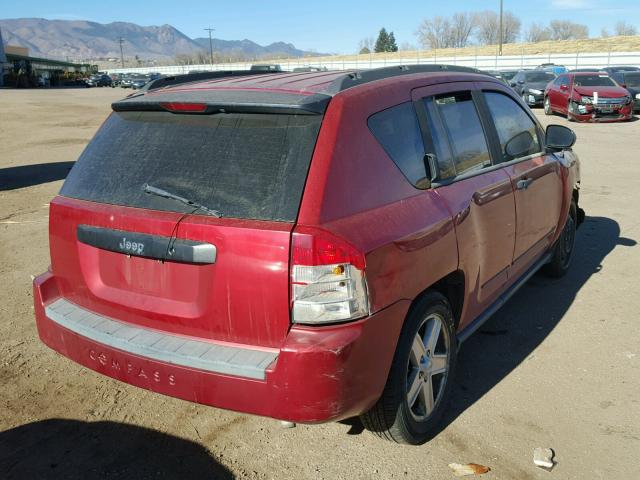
left=360, top=291, right=457, bottom=444
left=543, top=201, right=577, bottom=278
left=544, top=96, right=552, bottom=115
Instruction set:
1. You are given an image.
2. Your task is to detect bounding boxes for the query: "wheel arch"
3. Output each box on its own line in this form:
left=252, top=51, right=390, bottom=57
left=406, top=270, right=466, bottom=331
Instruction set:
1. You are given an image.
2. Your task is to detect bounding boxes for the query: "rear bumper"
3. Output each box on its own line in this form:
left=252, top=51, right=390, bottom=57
left=34, top=272, right=408, bottom=423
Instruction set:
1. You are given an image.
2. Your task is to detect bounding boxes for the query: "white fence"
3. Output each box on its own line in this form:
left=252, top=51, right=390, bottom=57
left=105, top=51, right=640, bottom=75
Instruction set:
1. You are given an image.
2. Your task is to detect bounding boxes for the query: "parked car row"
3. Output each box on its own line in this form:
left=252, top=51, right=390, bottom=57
left=110, top=72, right=163, bottom=89
left=484, top=65, right=640, bottom=121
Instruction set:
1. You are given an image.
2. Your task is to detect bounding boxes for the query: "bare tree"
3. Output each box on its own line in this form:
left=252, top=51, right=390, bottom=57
left=358, top=37, right=374, bottom=54
left=475, top=11, right=520, bottom=45
left=526, top=23, right=552, bottom=42
left=399, top=42, right=417, bottom=51
left=548, top=20, right=589, bottom=40
left=416, top=16, right=453, bottom=49
left=502, top=12, right=521, bottom=43
left=475, top=11, right=499, bottom=45
left=449, top=12, right=476, bottom=48
left=614, top=21, right=638, bottom=36
left=601, top=28, right=610, bottom=38
left=174, top=53, right=192, bottom=65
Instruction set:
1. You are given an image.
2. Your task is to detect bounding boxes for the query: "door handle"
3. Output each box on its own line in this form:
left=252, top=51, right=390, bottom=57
left=516, top=178, right=534, bottom=190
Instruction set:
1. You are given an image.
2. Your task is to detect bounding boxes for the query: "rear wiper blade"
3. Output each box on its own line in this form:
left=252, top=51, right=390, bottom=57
left=143, top=184, right=221, bottom=217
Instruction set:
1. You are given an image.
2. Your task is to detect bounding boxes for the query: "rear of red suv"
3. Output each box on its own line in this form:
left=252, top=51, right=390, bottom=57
left=34, top=66, right=581, bottom=445
left=33, top=71, right=410, bottom=426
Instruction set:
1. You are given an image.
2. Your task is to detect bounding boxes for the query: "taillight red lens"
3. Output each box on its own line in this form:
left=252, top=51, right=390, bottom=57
left=292, top=226, right=366, bottom=270
left=291, top=226, right=369, bottom=324
left=160, top=102, right=208, bottom=113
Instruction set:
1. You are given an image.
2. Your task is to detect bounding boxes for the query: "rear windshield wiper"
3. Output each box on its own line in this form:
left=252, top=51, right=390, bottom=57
left=143, top=183, right=221, bottom=217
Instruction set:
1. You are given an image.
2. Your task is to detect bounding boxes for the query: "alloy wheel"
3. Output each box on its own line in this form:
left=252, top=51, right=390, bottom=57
left=406, top=313, right=450, bottom=422
left=559, top=211, right=576, bottom=269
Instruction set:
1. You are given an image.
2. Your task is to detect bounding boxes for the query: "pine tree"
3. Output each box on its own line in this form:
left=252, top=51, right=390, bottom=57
left=388, top=32, right=398, bottom=52
left=374, top=28, right=389, bottom=53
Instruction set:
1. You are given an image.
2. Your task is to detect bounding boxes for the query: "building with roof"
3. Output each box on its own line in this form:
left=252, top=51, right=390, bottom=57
left=0, top=27, right=95, bottom=87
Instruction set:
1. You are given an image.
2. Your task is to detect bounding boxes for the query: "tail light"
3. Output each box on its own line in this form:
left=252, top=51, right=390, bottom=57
left=291, top=226, right=369, bottom=325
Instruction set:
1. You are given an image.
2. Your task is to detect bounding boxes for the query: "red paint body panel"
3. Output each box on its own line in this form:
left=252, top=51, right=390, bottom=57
left=435, top=169, right=517, bottom=330
left=34, top=271, right=408, bottom=423
left=49, top=196, right=293, bottom=348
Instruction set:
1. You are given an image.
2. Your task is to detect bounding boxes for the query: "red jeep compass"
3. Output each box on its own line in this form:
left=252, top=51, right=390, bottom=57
left=33, top=65, right=582, bottom=444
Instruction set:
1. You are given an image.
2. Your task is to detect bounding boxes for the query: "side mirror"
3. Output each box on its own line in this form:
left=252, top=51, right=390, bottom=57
left=509, top=82, right=517, bottom=87
left=546, top=124, right=576, bottom=150
left=517, top=80, right=525, bottom=84
left=560, top=84, right=568, bottom=91
left=505, top=131, right=535, bottom=159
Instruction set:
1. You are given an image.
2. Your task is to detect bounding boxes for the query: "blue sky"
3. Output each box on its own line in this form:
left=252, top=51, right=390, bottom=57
left=2, top=0, right=640, bottom=53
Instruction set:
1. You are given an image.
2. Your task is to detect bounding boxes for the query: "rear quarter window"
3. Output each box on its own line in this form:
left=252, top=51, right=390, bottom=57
left=367, top=102, right=427, bottom=188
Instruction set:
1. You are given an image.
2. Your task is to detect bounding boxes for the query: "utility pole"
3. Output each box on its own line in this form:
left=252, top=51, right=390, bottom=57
left=204, top=26, right=215, bottom=65
left=118, top=37, right=125, bottom=68
left=498, top=0, right=504, bottom=56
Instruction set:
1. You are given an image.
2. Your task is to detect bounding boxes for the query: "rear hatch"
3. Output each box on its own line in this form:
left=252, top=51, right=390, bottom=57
left=51, top=105, right=323, bottom=348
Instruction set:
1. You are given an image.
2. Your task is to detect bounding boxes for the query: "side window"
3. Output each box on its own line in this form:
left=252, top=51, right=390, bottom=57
left=423, top=100, right=456, bottom=179
left=484, top=91, right=542, bottom=162
left=427, top=91, right=492, bottom=177
left=368, top=102, right=427, bottom=187
left=561, top=76, right=570, bottom=87
left=553, top=76, right=563, bottom=86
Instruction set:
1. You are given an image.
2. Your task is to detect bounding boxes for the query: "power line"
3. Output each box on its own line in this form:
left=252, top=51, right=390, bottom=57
left=118, top=37, right=125, bottom=68
left=204, top=26, right=215, bottom=65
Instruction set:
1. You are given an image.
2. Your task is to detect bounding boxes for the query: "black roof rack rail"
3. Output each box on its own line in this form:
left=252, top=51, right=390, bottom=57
left=325, top=64, right=485, bottom=94
left=143, top=69, right=287, bottom=92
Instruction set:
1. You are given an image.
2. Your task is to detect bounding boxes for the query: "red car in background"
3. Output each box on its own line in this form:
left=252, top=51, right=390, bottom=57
left=544, top=72, right=633, bottom=122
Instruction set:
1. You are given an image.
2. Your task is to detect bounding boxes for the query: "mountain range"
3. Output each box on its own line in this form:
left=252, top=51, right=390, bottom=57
left=0, top=18, right=321, bottom=61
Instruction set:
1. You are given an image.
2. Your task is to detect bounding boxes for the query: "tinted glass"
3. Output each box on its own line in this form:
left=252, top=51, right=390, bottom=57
left=432, top=92, right=491, bottom=176
left=573, top=75, right=616, bottom=87
left=61, top=111, right=322, bottom=222
left=623, top=73, right=640, bottom=88
left=485, top=92, right=541, bottom=162
left=524, top=72, right=556, bottom=83
left=368, top=102, right=427, bottom=187
left=423, top=99, right=456, bottom=179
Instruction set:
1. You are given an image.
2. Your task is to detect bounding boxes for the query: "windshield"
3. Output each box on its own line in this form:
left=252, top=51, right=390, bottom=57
left=61, top=111, right=322, bottom=221
left=500, top=71, right=517, bottom=81
left=623, top=74, right=640, bottom=88
left=574, top=75, right=616, bottom=87
left=525, top=72, right=555, bottom=83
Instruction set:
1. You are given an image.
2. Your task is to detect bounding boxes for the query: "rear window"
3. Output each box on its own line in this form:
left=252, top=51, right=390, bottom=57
left=525, top=72, right=555, bottom=83
left=60, top=111, right=322, bottom=222
left=624, top=74, right=640, bottom=88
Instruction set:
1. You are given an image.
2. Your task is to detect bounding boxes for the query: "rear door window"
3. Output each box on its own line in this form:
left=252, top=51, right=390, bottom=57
left=368, top=102, right=427, bottom=187
left=427, top=92, right=492, bottom=177
left=484, top=92, right=542, bottom=162
left=60, top=111, right=322, bottom=222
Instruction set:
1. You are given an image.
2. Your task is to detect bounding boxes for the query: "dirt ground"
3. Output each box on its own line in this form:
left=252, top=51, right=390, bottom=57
left=0, top=87, right=639, bottom=480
